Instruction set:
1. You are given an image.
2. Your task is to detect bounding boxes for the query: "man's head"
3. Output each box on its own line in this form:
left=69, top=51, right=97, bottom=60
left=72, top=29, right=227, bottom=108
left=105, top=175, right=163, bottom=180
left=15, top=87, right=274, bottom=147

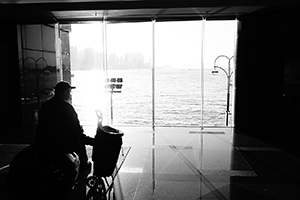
left=54, top=81, right=75, bottom=101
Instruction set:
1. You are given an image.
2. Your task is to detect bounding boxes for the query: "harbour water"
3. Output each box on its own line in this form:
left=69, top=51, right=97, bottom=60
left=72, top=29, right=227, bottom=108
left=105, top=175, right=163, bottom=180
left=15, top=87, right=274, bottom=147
left=71, top=68, right=234, bottom=127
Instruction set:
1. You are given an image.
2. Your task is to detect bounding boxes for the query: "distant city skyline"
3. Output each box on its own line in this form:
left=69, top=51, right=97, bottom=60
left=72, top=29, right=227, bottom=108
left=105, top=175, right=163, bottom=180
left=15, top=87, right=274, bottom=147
left=70, top=20, right=237, bottom=69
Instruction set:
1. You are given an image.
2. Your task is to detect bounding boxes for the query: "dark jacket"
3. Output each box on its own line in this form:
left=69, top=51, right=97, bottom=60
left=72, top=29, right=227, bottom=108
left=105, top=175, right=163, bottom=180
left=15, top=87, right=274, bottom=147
left=35, top=95, right=91, bottom=157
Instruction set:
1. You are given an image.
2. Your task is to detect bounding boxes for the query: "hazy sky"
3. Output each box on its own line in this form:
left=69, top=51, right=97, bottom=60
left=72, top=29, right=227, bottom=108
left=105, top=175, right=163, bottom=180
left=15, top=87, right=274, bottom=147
left=70, top=20, right=237, bottom=69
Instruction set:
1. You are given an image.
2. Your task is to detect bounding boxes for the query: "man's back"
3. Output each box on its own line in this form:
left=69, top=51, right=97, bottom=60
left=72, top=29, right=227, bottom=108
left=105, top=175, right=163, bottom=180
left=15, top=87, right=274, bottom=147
left=36, top=95, right=83, bottom=155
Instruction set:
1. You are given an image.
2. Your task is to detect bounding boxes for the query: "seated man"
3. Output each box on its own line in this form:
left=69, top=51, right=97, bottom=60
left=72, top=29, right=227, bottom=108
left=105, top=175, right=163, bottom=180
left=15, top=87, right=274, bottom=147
left=8, top=81, right=94, bottom=200
left=35, top=81, right=94, bottom=171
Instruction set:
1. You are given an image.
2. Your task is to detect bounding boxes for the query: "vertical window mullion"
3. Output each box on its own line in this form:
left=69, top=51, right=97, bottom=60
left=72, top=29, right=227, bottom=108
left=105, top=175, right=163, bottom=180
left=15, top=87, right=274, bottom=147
left=152, top=20, right=156, bottom=131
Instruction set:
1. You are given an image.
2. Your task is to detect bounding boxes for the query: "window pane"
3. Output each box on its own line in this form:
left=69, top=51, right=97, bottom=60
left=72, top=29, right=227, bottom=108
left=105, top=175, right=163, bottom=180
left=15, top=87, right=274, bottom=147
left=70, top=24, right=106, bottom=126
left=106, top=22, right=152, bottom=125
left=155, top=21, right=202, bottom=127
left=204, top=21, right=236, bottom=126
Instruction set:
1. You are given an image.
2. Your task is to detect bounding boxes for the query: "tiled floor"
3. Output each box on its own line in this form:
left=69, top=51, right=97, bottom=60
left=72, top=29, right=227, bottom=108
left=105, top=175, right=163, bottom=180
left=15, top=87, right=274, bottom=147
left=1, top=126, right=300, bottom=199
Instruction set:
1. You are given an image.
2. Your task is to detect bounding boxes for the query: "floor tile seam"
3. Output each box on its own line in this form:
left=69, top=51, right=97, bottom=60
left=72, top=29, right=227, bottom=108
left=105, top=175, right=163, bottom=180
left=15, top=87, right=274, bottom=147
left=118, top=175, right=256, bottom=185
left=130, top=169, right=146, bottom=200
left=119, top=172, right=300, bottom=185
left=235, top=147, right=282, bottom=152
left=189, top=131, right=226, bottom=134
left=128, top=146, right=234, bottom=151
left=202, top=169, right=257, bottom=177
left=120, top=170, right=257, bottom=177
left=131, top=147, right=156, bottom=200
left=149, top=145, right=233, bottom=150
left=0, top=144, right=29, bottom=146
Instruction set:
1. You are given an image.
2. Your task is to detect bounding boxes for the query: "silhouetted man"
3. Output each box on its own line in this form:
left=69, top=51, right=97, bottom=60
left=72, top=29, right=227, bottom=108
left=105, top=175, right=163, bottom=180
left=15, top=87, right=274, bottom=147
left=35, top=81, right=93, bottom=171
left=8, top=81, right=94, bottom=200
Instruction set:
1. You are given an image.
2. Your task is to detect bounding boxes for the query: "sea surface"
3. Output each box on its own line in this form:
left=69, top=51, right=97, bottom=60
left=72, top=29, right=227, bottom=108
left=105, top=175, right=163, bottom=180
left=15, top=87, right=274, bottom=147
left=71, top=68, right=234, bottom=127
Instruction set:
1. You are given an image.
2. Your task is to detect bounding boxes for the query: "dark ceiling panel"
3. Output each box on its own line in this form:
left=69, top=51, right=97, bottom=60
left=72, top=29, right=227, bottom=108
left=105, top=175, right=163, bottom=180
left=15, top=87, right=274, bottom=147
left=1, top=1, right=299, bottom=23
left=51, top=5, right=266, bottom=23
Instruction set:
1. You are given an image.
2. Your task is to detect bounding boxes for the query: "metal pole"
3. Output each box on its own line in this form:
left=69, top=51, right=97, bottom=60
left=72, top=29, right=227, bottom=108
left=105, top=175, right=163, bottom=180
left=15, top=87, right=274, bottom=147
left=226, top=74, right=230, bottom=126
left=102, top=20, right=108, bottom=74
left=152, top=20, right=156, bottom=131
left=35, top=61, right=40, bottom=113
left=151, top=20, right=156, bottom=198
left=213, top=55, right=234, bottom=126
left=200, top=18, right=206, bottom=129
left=20, top=25, right=29, bottom=135
left=226, top=56, right=234, bottom=126
left=102, top=19, right=110, bottom=124
left=111, top=87, right=113, bottom=124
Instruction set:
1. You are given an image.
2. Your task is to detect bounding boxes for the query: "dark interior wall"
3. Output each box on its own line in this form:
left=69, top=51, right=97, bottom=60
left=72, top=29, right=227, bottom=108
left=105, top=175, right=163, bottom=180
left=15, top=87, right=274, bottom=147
left=235, top=7, right=300, bottom=155
left=0, top=22, right=71, bottom=144
left=0, top=22, right=23, bottom=142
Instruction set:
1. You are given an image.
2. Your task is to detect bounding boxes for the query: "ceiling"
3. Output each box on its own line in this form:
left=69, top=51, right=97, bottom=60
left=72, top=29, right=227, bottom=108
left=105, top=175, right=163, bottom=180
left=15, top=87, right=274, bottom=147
left=0, top=0, right=299, bottom=23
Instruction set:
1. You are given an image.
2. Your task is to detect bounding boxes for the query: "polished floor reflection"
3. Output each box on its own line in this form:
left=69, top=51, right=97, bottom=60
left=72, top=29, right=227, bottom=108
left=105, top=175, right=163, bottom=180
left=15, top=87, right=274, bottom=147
left=111, top=127, right=300, bottom=200
left=1, top=127, right=300, bottom=199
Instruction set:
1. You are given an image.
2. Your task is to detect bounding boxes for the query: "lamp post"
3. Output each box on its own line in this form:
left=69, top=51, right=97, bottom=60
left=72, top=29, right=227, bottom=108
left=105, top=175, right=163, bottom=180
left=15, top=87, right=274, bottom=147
left=212, top=55, right=234, bottom=126
left=105, top=78, right=123, bottom=124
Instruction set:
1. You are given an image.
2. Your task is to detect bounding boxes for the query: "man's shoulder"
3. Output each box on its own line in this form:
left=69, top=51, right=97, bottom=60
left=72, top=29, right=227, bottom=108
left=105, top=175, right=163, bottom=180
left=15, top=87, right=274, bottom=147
left=42, top=96, right=72, bottom=109
left=41, top=96, right=77, bottom=118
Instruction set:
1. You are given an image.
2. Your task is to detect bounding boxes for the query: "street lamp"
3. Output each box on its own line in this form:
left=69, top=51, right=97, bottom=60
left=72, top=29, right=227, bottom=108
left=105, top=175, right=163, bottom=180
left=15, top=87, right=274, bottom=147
left=105, top=78, right=123, bottom=124
left=212, top=55, right=234, bottom=126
